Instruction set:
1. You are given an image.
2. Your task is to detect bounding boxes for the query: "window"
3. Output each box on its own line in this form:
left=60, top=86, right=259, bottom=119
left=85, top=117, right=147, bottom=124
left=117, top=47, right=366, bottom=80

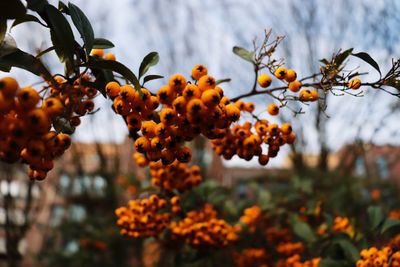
left=376, top=156, right=389, bottom=179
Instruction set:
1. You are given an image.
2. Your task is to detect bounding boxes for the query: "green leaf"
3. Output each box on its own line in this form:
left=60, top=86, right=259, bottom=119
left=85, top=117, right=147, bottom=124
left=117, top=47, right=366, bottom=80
left=381, top=218, right=400, bottom=235
left=143, top=74, right=163, bottom=84
left=84, top=59, right=141, bottom=91
left=290, top=215, right=317, bottom=243
left=367, top=206, right=385, bottom=230
left=11, top=14, right=43, bottom=29
left=45, top=4, right=75, bottom=63
left=92, top=38, right=115, bottom=49
left=319, top=259, right=349, bottom=267
left=232, top=46, right=255, bottom=63
left=68, top=2, right=94, bottom=56
left=36, top=46, right=55, bottom=58
left=0, top=35, right=18, bottom=57
left=352, top=52, right=381, bottom=76
left=58, top=1, right=70, bottom=14
left=26, top=0, right=48, bottom=13
left=0, top=0, right=26, bottom=19
left=334, top=48, right=353, bottom=67
left=335, top=239, right=360, bottom=262
left=139, top=52, right=159, bottom=78
left=0, top=20, right=6, bottom=44
left=0, top=49, right=53, bottom=83
left=216, top=78, right=231, bottom=85
left=319, top=58, right=329, bottom=65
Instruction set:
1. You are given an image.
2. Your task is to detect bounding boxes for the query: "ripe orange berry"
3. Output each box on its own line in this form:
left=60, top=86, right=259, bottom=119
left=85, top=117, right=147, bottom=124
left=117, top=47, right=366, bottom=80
left=274, top=67, right=287, bottom=79
left=0, top=77, right=19, bottom=97
left=257, top=73, right=272, bottom=88
left=187, top=99, right=205, bottom=115
left=288, top=80, right=301, bottom=92
left=310, top=89, right=319, bottom=101
left=172, top=96, right=187, bottom=113
left=17, top=87, right=40, bottom=110
left=281, top=123, right=292, bottom=135
left=225, top=104, right=240, bottom=121
left=176, top=146, right=192, bottom=163
left=105, top=81, right=121, bottom=97
left=284, top=69, right=297, bottom=82
left=105, top=53, right=116, bottom=61
left=168, top=74, right=187, bottom=93
left=159, top=108, right=177, bottom=125
left=201, top=89, right=220, bottom=107
left=26, top=108, right=50, bottom=133
left=157, top=85, right=175, bottom=104
left=299, top=89, right=312, bottom=102
left=244, top=102, right=255, bottom=113
left=191, top=64, right=208, bottom=80
left=183, top=84, right=201, bottom=100
left=141, top=121, right=157, bottom=137
left=198, top=75, right=216, bottom=91
left=134, top=136, right=150, bottom=153
left=119, top=85, right=136, bottom=102
left=42, top=97, right=64, bottom=117
left=348, top=78, right=361, bottom=89
left=91, top=49, right=104, bottom=57
left=267, top=103, right=279, bottom=116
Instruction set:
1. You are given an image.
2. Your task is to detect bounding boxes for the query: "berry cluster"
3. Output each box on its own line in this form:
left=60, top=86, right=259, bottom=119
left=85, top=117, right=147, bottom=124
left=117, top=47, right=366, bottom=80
left=211, top=120, right=295, bottom=164
left=357, top=246, right=398, bottom=267
left=278, top=254, right=320, bottom=267
left=115, top=194, right=170, bottom=238
left=148, top=160, right=202, bottom=192
left=332, top=216, right=353, bottom=236
left=276, top=242, right=305, bottom=256
left=239, top=205, right=263, bottom=232
left=0, top=76, right=96, bottom=180
left=170, top=204, right=239, bottom=247
left=234, top=248, right=269, bottom=267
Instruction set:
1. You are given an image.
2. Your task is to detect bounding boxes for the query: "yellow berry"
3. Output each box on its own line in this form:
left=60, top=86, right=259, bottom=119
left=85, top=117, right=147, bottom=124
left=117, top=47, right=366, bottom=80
left=284, top=69, right=297, bottom=82
left=348, top=78, right=361, bottom=89
left=267, top=103, right=279, bottom=116
left=274, top=67, right=287, bottom=79
left=257, top=73, right=272, bottom=88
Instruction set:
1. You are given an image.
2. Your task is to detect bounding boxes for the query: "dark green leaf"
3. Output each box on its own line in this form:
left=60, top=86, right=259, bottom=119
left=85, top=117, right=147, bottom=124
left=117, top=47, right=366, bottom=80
left=11, top=14, right=43, bottom=29
left=0, top=49, right=53, bottom=83
left=92, top=38, right=114, bottom=49
left=290, top=215, right=317, bottom=243
left=334, top=48, right=353, bottom=67
left=335, top=239, right=360, bottom=262
left=352, top=52, right=381, bottom=76
left=0, top=0, right=26, bottom=19
left=381, top=218, right=400, bottom=235
left=143, top=74, right=163, bottom=84
left=0, top=35, right=18, bottom=57
left=58, top=1, right=70, bottom=14
left=319, top=58, right=329, bottom=65
left=319, top=259, right=349, bottom=267
left=36, top=46, right=55, bottom=58
left=84, top=59, right=141, bottom=91
left=139, top=52, right=159, bottom=78
left=0, top=20, right=6, bottom=43
left=80, top=79, right=107, bottom=98
left=232, top=46, right=254, bottom=63
left=216, top=78, right=231, bottom=85
left=68, top=3, right=94, bottom=55
left=367, top=206, right=385, bottom=230
left=45, top=4, right=75, bottom=63
left=26, top=0, right=48, bottom=13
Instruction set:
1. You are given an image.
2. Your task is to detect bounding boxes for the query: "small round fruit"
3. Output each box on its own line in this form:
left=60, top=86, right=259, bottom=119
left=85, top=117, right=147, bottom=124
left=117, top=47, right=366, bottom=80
left=274, top=67, right=287, bottom=79
left=284, top=69, right=297, bottom=82
left=257, top=73, right=272, bottom=88
left=348, top=78, right=361, bottom=90
left=288, top=80, right=301, bottom=92
left=267, top=103, right=279, bottom=116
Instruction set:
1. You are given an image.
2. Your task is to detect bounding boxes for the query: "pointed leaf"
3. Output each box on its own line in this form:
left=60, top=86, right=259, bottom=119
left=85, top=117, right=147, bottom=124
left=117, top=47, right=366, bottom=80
left=335, top=239, right=360, bottom=262
left=216, top=78, right=231, bottom=85
left=92, top=38, right=114, bottom=49
left=352, top=52, right=381, bottom=76
left=26, top=0, right=48, bottom=13
left=139, top=52, right=159, bottom=78
left=381, top=218, right=400, bottom=235
left=367, top=206, right=385, bottom=230
left=0, top=34, right=18, bottom=57
left=334, top=48, right=353, bottom=67
left=84, top=59, right=141, bottom=91
left=290, top=215, right=317, bottom=243
left=0, top=49, right=53, bottom=83
left=45, top=4, right=75, bottom=63
left=11, top=14, right=43, bottom=28
left=143, top=74, right=163, bottom=84
left=68, top=3, right=94, bottom=55
left=233, top=46, right=254, bottom=63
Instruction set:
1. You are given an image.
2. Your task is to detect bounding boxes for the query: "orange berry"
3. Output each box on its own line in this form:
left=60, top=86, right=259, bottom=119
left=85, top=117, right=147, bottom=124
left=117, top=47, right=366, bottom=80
left=267, top=103, right=279, bottom=116
left=105, top=81, right=121, bottom=97
left=0, top=77, right=19, bottom=97
left=198, top=75, right=216, bottom=91
left=168, top=74, right=187, bottom=93
left=191, top=64, right=208, bottom=80
left=91, top=49, right=104, bottom=57
left=104, top=53, right=116, bottom=61
left=284, top=69, right=297, bottom=82
left=348, top=78, right=361, bottom=89
left=274, top=67, right=287, bottom=79
left=257, top=73, right=272, bottom=88
left=288, top=80, right=301, bottom=92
